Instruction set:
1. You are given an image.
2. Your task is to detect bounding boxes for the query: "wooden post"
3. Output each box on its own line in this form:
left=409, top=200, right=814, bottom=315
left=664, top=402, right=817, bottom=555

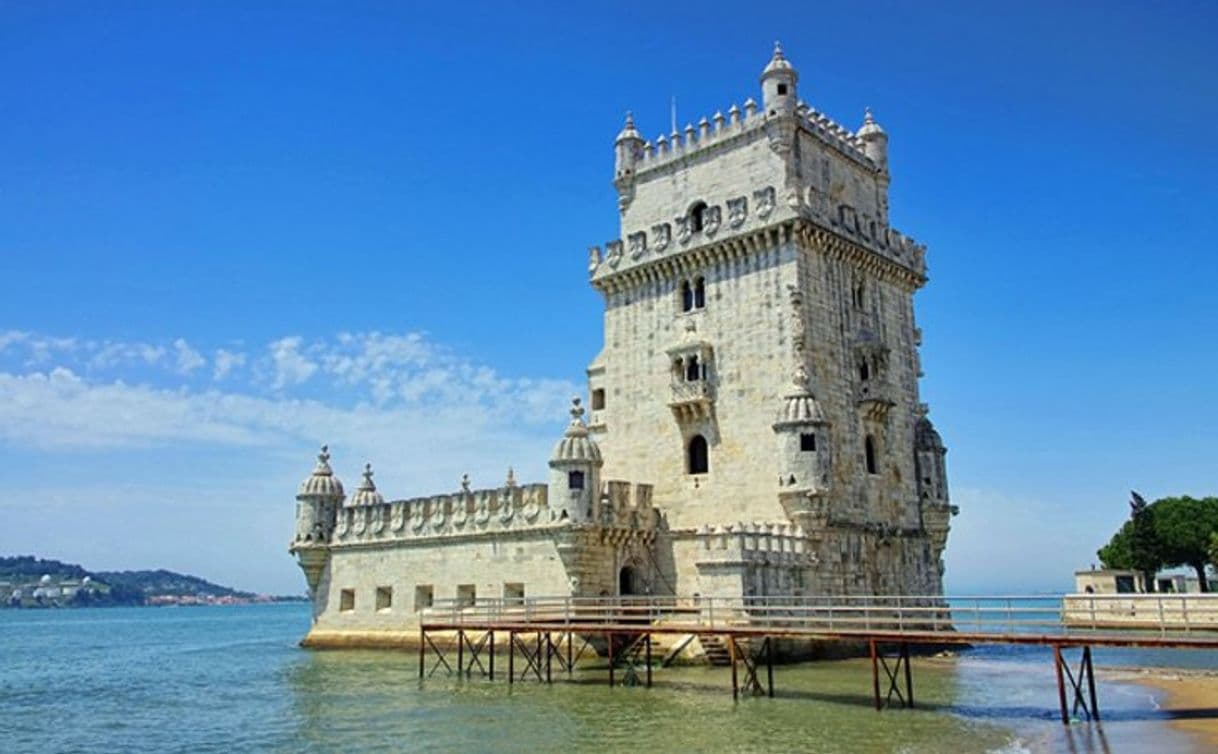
left=645, top=633, right=652, bottom=688
left=1053, top=645, right=1068, bottom=725
left=870, top=639, right=881, bottom=711
left=545, top=633, right=553, bottom=684
left=417, top=627, right=425, bottom=680
left=1084, top=646, right=1099, bottom=721
left=566, top=632, right=573, bottom=674
left=729, top=636, right=739, bottom=700
left=489, top=631, right=495, bottom=681
left=766, top=637, right=774, bottom=698
left=608, top=633, right=615, bottom=688
left=458, top=629, right=465, bottom=678
left=509, top=630, right=515, bottom=685
left=902, top=642, right=913, bottom=708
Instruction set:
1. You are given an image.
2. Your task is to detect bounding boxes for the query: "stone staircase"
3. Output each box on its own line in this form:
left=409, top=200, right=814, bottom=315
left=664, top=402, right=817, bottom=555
left=697, top=634, right=733, bottom=666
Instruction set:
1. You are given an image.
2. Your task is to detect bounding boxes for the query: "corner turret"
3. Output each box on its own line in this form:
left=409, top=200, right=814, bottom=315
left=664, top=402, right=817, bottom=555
left=760, top=41, right=798, bottom=118
left=772, top=367, right=832, bottom=495
left=549, top=397, right=603, bottom=523
left=858, top=107, right=888, bottom=170
left=613, top=112, right=645, bottom=211
left=291, top=445, right=345, bottom=595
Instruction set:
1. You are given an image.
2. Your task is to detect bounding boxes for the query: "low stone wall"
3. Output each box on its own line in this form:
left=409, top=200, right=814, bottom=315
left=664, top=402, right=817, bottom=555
left=1063, top=594, right=1218, bottom=630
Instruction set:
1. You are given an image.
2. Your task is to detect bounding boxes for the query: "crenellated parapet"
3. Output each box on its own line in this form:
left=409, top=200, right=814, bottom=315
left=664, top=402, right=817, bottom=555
left=331, top=482, right=554, bottom=546
left=691, top=522, right=817, bottom=568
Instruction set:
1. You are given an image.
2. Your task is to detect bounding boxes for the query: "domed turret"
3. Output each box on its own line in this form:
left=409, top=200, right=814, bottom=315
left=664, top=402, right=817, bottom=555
left=293, top=445, right=344, bottom=548
left=549, top=397, right=604, bottom=523
left=760, top=41, right=798, bottom=117
left=348, top=463, right=385, bottom=507
left=772, top=366, right=832, bottom=494
left=614, top=111, right=645, bottom=209
left=297, top=445, right=345, bottom=499
left=913, top=410, right=949, bottom=506
left=858, top=107, right=888, bottom=169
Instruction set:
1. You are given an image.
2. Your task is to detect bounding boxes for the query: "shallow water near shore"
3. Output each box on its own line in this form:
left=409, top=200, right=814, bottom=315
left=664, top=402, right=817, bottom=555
left=0, top=604, right=1210, bottom=753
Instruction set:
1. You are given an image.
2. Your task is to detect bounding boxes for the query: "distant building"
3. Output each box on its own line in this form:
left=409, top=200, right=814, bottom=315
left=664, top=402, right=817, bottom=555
left=291, top=45, right=957, bottom=648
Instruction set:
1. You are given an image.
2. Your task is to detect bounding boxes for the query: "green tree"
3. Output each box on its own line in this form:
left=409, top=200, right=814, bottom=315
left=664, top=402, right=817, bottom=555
left=1153, top=496, right=1218, bottom=593
left=1097, top=492, right=1162, bottom=589
left=1210, top=532, right=1218, bottom=572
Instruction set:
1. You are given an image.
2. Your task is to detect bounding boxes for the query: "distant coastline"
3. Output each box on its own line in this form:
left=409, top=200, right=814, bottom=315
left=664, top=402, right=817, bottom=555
left=1, top=554, right=304, bottom=609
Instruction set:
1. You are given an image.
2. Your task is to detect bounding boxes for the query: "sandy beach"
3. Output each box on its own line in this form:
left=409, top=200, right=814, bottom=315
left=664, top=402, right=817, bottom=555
left=1109, top=668, right=1218, bottom=750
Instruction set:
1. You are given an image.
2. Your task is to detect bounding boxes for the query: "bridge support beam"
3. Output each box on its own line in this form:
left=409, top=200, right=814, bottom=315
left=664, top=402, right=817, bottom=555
left=870, top=640, right=913, bottom=710
left=1053, top=645, right=1099, bottom=724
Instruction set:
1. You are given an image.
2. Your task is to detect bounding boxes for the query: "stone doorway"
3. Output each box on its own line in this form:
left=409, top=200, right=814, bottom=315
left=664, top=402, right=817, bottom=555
left=619, top=565, right=640, bottom=596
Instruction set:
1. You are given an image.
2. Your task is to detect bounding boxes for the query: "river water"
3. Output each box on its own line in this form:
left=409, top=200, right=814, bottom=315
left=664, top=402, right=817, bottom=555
left=0, top=604, right=1208, bottom=753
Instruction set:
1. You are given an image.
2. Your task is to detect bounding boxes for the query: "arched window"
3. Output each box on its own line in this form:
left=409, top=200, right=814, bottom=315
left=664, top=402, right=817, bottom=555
left=689, top=201, right=708, bottom=233
left=859, top=360, right=870, bottom=381
left=864, top=435, right=878, bottom=475
left=693, top=277, right=706, bottom=309
left=688, top=434, right=709, bottom=474
left=681, top=281, right=693, bottom=312
left=568, top=470, right=585, bottom=490
left=685, top=354, right=700, bottom=382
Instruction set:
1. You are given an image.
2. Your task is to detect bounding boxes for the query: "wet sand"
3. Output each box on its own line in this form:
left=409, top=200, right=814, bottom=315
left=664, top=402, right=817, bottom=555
left=1110, top=668, right=1218, bottom=750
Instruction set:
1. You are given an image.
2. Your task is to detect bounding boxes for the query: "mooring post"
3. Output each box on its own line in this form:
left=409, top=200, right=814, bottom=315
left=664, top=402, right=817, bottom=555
left=489, top=631, right=495, bottom=681
left=458, top=629, right=465, bottom=678
left=608, top=633, right=615, bottom=688
left=1053, top=645, right=1068, bottom=725
left=509, top=630, right=515, bottom=685
left=566, top=631, right=573, bottom=674
left=870, top=639, right=881, bottom=711
left=418, top=628, right=426, bottom=680
left=546, top=633, right=553, bottom=684
left=766, top=637, right=774, bottom=698
left=729, top=636, right=739, bottom=700
left=902, top=642, right=913, bottom=708
left=645, top=633, right=652, bottom=688
left=1084, top=646, right=1099, bottom=721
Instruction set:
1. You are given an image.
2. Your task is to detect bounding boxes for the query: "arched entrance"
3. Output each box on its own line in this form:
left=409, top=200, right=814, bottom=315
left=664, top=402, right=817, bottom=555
left=619, top=565, right=640, bottom=596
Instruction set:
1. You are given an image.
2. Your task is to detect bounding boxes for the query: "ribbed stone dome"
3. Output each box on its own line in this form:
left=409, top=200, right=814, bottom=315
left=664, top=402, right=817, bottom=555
left=550, top=397, right=603, bottom=466
left=915, top=417, right=945, bottom=451
left=347, top=463, right=385, bottom=507
left=615, top=112, right=642, bottom=144
left=297, top=445, right=345, bottom=499
left=761, top=41, right=797, bottom=78
left=776, top=391, right=827, bottom=425
left=857, top=108, right=886, bottom=139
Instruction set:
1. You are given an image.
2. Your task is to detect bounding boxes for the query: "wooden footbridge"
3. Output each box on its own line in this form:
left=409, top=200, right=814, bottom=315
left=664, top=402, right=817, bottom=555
left=418, top=594, right=1218, bottom=725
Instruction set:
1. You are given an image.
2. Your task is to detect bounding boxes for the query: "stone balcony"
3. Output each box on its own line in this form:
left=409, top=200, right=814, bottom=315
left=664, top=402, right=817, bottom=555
left=855, top=381, right=895, bottom=421
left=669, top=379, right=714, bottom=422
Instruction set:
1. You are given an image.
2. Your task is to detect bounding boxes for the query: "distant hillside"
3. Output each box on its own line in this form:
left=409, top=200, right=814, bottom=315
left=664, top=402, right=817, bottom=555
left=0, top=555, right=298, bottom=608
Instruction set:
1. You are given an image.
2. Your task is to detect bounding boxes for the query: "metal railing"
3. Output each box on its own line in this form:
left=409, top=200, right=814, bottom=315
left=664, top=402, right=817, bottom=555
left=419, top=593, right=1218, bottom=641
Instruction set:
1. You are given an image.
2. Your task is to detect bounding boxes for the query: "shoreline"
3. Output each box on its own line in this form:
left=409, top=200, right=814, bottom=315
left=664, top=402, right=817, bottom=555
left=1104, top=666, right=1218, bottom=750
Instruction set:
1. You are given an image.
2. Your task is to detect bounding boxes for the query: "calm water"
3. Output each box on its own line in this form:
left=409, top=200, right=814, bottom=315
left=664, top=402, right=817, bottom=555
left=0, top=604, right=1209, bottom=753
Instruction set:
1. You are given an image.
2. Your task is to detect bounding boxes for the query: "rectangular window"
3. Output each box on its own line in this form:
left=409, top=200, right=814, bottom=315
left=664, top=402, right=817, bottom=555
left=339, top=589, right=355, bottom=612
left=456, top=584, right=476, bottom=608
left=591, top=389, right=605, bottom=410
left=414, top=584, right=434, bottom=612
left=1114, top=575, right=1135, bottom=594
left=800, top=433, right=816, bottom=452
left=504, top=582, right=525, bottom=605
left=568, top=470, right=585, bottom=490
left=375, top=586, right=393, bottom=612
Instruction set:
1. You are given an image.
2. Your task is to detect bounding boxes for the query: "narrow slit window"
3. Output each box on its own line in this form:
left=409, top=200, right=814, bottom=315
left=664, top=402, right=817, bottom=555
left=693, top=277, right=706, bottom=309
left=681, top=281, right=693, bottom=312
left=865, top=435, right=878, bottom=475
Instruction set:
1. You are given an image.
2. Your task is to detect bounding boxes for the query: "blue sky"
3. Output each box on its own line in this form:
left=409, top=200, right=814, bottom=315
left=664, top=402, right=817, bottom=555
left=1, top=1, right=1215, bottom=595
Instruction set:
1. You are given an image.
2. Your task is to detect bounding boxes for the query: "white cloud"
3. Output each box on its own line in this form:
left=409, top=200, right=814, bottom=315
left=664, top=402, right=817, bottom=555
left=212, top=348, right=245, bottom=381
left=173, top=339, right=206, bottom=374
left=90, top=341, right=166, bottom=369
left=268, top=336, right=317, bottom=389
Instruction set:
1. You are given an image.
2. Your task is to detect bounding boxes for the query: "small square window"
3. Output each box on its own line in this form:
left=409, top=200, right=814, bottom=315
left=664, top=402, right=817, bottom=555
left=457, top=584, right=476, bottom=608
left=375, top=586, right=392, bottom=612
left=777, top=83, right=788, bottom=95
left=568, top=470, right=585, bottom=490
left=339, top=589, right=355, bottom=612
left=504, top=583, right=525, bottom=605
left=800, top=433, right=816, bottom=452
left=414, top=584, right=434, bottom=612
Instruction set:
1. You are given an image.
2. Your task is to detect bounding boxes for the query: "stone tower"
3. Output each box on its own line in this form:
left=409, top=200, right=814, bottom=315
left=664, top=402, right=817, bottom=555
left=586, top=44, right=955, bottom=597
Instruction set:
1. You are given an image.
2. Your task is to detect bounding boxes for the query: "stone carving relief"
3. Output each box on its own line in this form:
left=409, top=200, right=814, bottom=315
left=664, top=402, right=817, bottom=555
left=727, top=196, right=747, bottom=228
left=605, top=240, right=623, bottom=268
left=755, top=186, right=775, bottom=219
left=703, top=205, right=722, bottom=236
left=675, top=214, right=692, bottom=244
left=628, top=231, right=647, bottom=260
left=652, top=223, right=671, bottom=252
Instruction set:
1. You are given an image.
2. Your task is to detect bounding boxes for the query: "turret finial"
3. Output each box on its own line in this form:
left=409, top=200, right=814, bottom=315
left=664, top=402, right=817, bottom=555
left=361, top=463, right=374, bottom=488
left=460, top=473, right=471, bottom=492
left=569, top=396, right=585, bottom=424
left=773, top=40, right=784, bottom=59
left=319, top=444, right=330, bottom=463
left=506, top=466, right=517, bottom=487
left=864, top=106, right=874, bottom=124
